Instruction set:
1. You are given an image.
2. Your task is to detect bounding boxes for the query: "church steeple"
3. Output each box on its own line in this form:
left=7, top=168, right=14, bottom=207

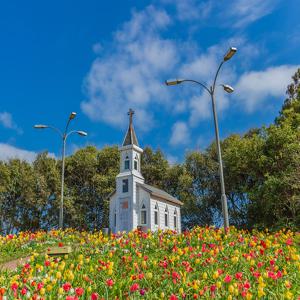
left=122, top=108, right=139, bottom=147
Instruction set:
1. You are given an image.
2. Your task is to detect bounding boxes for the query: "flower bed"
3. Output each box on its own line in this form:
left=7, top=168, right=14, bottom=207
left=0, top=227, right=299, bottom=299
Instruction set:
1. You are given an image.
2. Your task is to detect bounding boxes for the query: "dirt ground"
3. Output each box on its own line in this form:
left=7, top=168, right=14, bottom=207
left=0, top=256, right=30, bottom=272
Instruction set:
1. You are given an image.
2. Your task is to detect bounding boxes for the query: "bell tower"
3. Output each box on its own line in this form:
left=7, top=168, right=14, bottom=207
left=115, top=109, right=144, bottom=232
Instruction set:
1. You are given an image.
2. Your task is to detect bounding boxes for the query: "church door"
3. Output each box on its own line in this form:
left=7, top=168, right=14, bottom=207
left=119, top=198, right=130, bottom=231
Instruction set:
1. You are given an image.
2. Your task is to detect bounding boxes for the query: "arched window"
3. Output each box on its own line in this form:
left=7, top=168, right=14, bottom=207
left=134, top=154, right=138, bottom=170
left=154, top=203, right=159, bottom=226
left=141, top=203, right=147, bottom=225
left=164, top=206, right=169, bottom=227
left=124, top=155, right=130, bottom=170
left=174, top=209, right=177, bottom=230
left=114, top=209, right=117, bottom=227
left=122, top=179, right=129, bottom=193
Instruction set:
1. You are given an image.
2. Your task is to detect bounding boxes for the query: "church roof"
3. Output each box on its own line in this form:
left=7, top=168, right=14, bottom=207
left=108, top=183, right=183, bottom=206
left=137, top=183, right=183, bottom=206
left=122, top=109, right=139, bottom=147
left=123, top=124, right=139, bottom=146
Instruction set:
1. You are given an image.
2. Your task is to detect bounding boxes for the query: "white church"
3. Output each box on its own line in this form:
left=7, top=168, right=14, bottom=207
left=109, top=109, right=182, bottom=233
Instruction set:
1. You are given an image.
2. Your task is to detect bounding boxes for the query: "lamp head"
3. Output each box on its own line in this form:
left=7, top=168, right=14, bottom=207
left=34, top=124, right=48, bottom=129
left=165, top=79, right=184, bottom=86
left=69, top=112, right=77, bottom=120
left=224, top=47, right=237, bottom=61
left=76, top=131, right=88, bottom=137
left=222, top=84, right=234, bottom=93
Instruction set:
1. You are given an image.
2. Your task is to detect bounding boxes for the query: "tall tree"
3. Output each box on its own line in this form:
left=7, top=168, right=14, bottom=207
left=182, top=151, right=218, bottom=227
left=64, top=146, right=119, bottom=230
left=141, top=147, right=169, bottom=188
left=33, top=152, right=60, bottom=229
left=276, top=68, right=300, bottom=129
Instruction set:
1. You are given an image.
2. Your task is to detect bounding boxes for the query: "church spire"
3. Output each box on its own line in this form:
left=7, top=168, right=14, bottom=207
left=122, top=108, right=139, bottom=146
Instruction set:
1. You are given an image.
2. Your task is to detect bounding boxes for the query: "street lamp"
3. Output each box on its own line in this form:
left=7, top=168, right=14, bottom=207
left=34, top=112, right=87, bottom=229
left=165, top=47, right=237, bottom=230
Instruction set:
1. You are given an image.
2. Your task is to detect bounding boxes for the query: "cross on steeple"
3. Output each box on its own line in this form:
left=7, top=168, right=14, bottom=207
left=123, top=108, right=139, bottom=146
left=128, top=108, right=134, bottom=126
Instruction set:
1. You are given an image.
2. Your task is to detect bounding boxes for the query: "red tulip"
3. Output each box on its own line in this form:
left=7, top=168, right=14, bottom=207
left=91, top=293, right=99, bottom=300
left=235, top=272, right=243, bottom=280
left=75, top=287, right=84, bottom=296
left=63, top=282, right=72, bottom=292
left=130, top=283, right=139, bottom=292
left=106, top=279, right=114, bottom=287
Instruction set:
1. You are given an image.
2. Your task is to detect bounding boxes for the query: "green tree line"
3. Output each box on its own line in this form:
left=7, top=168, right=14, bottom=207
left=0, top=70, right=299, bottom=234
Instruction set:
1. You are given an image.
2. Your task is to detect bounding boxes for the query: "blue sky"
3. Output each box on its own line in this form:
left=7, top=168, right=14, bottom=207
left=0, top=0, right=299, bottom=163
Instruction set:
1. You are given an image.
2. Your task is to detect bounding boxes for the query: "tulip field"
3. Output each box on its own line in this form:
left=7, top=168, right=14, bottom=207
left=0, top=227, right=299, bottom=299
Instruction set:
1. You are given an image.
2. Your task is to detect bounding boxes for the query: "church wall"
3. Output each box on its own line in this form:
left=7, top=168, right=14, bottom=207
left=109, top=193, right=117, bottom=233
left=177, top=207, right=182, bottom=233
left=114, top=175, right=134, bottom=233
left=150, top=197, right=181, bottom=232
left=150, top=198, right=159, bottom=231
left=136, top=187, right=150, bottom=230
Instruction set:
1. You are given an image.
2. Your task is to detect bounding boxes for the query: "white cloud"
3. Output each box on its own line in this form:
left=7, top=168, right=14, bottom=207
left=82, top=1, right=284, bottom=148
left=161, top=0, right=279, bottom=28
left=189, top=93, right=211, bottom=125
left=0, top=143, right=37, bottom=162
left=169, top=121, right=190, bottom=146
left=225, top=0, right=279, bottom=28
left=92, top=42, right=103, bottom=54
left=81, top=5, right=177, bottom=132
left=0, top=143, right=56, bottom=162
left=82, top=10, right=241, bottom=133
left=188, top=84, right=230, bottom=126
left=180, top=52, right=219, bottom=82
left=173, top=100, right=187, bottom=114
left=235, top=65, right=299, bottom=112
left=0, top=112, right=22, bottom=134
left=167, top=0, right=212, bottom=22
left=166, top=153, right=178, bottom=165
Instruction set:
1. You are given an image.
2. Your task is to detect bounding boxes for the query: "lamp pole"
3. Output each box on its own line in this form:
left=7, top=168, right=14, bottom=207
left=34, top=112, right=87, bottom=229
left=165, top=47, right=237, bottom=230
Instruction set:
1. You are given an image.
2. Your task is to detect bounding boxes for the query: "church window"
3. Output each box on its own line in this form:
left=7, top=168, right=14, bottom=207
left=174, top=209, right=177, bottom=230
left=122, top=179, right=128, bottom=193
left=141, top=203, right=147, bottom=225
left=114, top=209, right=117, bottom=227
left=134, top=154, right=138, bottom=170
left=164, top=206, right=169, bottom=227
left=124, top=156, right=130, bottom=170
left=154, top=203, right=159, bottom=225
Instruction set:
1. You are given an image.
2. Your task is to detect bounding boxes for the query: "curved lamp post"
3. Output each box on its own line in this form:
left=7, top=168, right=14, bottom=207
left=165, top=47, right=237, bottom=230
left=34, top=112, right=87, bottom=229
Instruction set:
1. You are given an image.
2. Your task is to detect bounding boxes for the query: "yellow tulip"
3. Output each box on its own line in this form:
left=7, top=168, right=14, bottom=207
left=228, top=285, right=234, bottom=294
left=285, top=291, right=293, bottom=299
left=40, top=288, right=46, bottom=295
left=46, top=284, right=52, bottom=292
left=146, top=272, right=153, bottom=280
